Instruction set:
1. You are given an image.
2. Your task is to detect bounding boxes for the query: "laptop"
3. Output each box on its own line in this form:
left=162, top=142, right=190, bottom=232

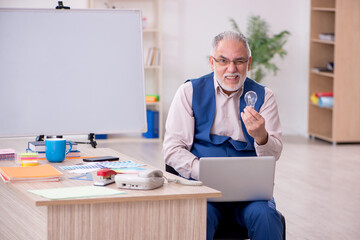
left=199, top=156, right=276, bottom=202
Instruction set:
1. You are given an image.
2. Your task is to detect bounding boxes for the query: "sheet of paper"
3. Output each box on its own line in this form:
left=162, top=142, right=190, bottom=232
left=60, top=162, right=102, bottom=171
left=28, top=186, right=125, bottom=200
left=60, top=161, right=146, bottom=172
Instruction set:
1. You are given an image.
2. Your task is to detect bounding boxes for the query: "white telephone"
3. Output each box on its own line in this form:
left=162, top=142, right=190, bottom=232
left=115, top=169, right=164, bottom=190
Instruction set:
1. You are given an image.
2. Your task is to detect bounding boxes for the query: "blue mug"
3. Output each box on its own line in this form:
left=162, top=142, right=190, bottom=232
left=45, top=139, right=72, bottom=163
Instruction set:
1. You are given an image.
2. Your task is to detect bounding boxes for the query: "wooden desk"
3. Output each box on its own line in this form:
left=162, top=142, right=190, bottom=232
left=0, top=146, right=221, bottom=240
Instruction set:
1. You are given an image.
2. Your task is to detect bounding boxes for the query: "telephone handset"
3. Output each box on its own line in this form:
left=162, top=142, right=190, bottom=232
left=137, top=169, right=203, bottom=186
left=138, top=169, right=163, bottom=178
left=115, top=169, right=164, bottom=190
left=167, top=178, right=203, bottom=186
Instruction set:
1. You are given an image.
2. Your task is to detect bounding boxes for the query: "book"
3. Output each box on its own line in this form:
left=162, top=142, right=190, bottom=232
left=0, top=173, right=59, bottom=182
left=142, top=110, right=159, bottom=138
left=0, top=164, right=63, bottom=182
left=145, top=47, right=154, bottom=66
left=145, top=47, right=160, bottom=66
left=28, top=141, right=77, bottom=152
left=155, top=47, right=160, bottom=65
left=151, top=47, right=158, bottom=65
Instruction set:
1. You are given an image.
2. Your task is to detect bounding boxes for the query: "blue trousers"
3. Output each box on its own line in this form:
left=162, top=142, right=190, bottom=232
left=207, top=198, right=283, bottom=240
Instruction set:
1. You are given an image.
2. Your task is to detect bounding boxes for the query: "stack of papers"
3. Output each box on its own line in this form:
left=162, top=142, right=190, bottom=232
left=319, top=33, right=335, bottom=41
left=0, top=148, right=16, bottom=161
left=0, top=164, right=63, bottom=182
left=29, top=186, right=125, bottom=200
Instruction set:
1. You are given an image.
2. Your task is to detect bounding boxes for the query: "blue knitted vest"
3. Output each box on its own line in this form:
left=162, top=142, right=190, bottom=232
left=188, top=72, right=265, bottom=158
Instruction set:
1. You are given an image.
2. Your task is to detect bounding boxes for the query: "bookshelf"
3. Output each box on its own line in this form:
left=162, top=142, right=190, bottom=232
left=308, top=0, right=360, bottom=143
left=88, top=0, right=163, bottom=142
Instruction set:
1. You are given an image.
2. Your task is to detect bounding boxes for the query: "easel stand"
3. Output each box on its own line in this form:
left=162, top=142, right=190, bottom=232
left=56, top=1, right=70, bottom=9
left=75, top=133, right=97, bottom=148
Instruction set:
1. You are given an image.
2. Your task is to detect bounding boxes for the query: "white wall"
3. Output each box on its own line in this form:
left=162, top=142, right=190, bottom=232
left=0, top=0, right=87, bottom=8
left=1, top=0, right=310, bottom=136
left=162, top=0, right=310, bottom=136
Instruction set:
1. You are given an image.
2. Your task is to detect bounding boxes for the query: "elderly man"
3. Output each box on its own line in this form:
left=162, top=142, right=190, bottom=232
left=163, top=31, right=283, bottom=239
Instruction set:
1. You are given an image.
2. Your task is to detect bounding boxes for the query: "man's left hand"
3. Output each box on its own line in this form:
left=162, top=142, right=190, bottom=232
left=240, top=106, right=268, bottom=145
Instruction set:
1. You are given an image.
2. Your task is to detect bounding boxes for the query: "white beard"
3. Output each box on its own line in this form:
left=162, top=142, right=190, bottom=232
left=214, top=67, right=247, bottom=92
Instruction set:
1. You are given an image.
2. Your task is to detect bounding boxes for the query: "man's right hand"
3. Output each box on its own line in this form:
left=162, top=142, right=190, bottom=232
left=240, top=106, right=268, bottom=145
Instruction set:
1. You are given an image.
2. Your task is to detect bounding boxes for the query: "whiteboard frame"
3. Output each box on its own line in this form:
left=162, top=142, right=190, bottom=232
left=0, top=8, right=147, bottom=138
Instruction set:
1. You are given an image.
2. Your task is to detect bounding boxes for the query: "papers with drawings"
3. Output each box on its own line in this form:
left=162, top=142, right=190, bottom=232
left=60, top=161, right=146, bottom=173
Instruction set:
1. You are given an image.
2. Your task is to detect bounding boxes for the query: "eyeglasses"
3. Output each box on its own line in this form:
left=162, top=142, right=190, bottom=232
left=212, top=56, right=249, bottom=67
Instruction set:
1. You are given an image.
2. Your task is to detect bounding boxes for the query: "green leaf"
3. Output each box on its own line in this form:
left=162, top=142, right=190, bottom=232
left=230, top=15, right=290, bottom=82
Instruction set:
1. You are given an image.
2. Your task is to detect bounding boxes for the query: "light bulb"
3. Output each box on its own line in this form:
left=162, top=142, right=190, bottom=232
left=244, top=91, right=257, bottom=108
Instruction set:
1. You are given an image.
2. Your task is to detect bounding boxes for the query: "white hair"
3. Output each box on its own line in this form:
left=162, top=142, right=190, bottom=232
left=210, top=31, right=251, bottom=57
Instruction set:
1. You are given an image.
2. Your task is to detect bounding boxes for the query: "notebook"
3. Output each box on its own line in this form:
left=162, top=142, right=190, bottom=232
left=199, top=156, right=276, bottom=202
left=0, top=164, right=62, bottom=182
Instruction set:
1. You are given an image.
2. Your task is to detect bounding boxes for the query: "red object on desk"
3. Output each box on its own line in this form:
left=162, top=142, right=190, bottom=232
left=97, top=169, right=117, bottom=177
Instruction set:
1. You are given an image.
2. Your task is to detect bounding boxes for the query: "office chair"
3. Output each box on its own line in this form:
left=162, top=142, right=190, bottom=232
left=165, top=164, right=286, bottom=240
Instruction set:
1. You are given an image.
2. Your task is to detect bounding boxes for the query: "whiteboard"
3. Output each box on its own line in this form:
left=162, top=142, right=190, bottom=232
left=0, top=8, right=147, bottom=137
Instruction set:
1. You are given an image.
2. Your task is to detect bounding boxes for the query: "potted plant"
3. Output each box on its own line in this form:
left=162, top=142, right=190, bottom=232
left=230, top=15, right=290, bottom=83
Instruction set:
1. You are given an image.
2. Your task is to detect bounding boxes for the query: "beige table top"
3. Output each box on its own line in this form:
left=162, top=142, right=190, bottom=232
left=0, top=146, right=221, bottom=207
